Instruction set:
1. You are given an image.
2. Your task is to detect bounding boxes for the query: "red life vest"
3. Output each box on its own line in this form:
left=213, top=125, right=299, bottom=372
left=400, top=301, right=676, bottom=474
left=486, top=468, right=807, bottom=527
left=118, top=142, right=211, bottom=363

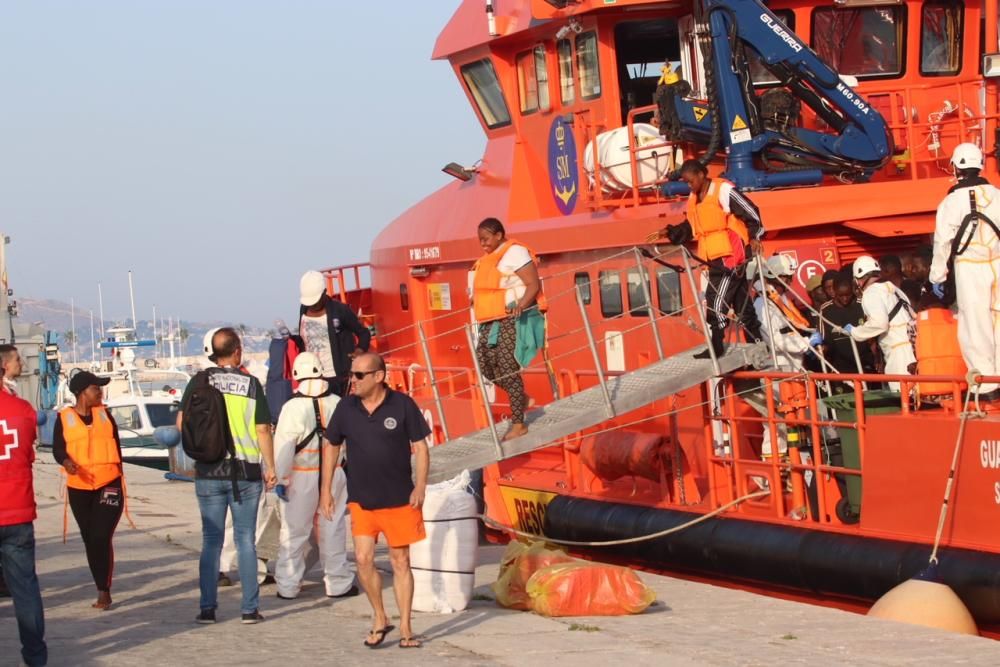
left=0, top=391, right=38, bottom=526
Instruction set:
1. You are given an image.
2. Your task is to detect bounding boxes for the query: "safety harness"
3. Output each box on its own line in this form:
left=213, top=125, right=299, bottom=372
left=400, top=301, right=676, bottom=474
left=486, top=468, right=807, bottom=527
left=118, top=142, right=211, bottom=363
left=942, top=186, right=1000, bottom=307
left=292, top=395, right=325, bottom=454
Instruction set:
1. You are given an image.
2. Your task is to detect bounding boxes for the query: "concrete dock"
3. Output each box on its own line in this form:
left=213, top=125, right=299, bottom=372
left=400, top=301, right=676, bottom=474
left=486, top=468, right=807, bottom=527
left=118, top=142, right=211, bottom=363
left=4, top=459, right=1000, bottom=666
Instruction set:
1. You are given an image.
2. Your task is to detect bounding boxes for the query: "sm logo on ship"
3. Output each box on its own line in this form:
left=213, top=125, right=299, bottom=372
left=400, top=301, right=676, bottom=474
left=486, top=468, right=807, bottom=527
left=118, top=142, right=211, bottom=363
left=548, top=117, right=578, bottom=215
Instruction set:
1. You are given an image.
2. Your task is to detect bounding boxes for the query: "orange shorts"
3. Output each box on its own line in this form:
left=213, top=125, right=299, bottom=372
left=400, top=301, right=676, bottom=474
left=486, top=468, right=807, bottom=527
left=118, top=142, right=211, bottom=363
left=348, top=502, right=426, bottom=548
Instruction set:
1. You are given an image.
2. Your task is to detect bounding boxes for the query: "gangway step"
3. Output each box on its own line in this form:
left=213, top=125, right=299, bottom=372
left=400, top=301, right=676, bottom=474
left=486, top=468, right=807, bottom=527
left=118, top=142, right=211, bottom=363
left=427, top=343, right=764, bottom=483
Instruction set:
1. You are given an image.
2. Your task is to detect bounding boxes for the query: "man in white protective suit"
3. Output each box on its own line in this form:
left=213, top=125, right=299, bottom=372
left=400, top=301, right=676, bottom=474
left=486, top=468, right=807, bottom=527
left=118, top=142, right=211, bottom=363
left=844, top=255, right=916, bottom=392
left=929, top=142, right=1000, bottom=401
left=273, top=352, right=356, bottom=599
left=751, top=255, right=821, bottom=459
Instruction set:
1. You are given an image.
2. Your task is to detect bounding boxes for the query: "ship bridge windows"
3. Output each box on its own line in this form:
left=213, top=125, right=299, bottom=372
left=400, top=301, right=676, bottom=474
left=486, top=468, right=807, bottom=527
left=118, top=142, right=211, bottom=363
left=558, top=39, right=576, bottom=105
left=599, top=270, right=623, bottom=318
left=614, top=19, right=680, bottom=124
left=811, top=5, right=906, bottom=79
left=517, top=45, right=551, bottom=114
left=574, top=272, right=592, bottom=305
left=655, top=266, right=683, bottom=315
left=460, top=59, right=512, bottom=129
left=627, top=267, right=651, bottom=317
left=577, top=32, right=602, bottom=100
left=921, top=0, right=963, bottom=76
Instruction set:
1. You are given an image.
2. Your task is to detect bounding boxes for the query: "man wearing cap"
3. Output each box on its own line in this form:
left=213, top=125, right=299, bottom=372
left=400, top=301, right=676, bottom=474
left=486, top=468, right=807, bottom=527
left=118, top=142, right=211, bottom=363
left=805, top=274, right=827, bottom=329
left=0, top=363, right=48, bottom=666
left=53, top=371, right=125, bottom=611
left=298, top=270, right=371, bottom=397
left=273, top=351, right=355, bottom=600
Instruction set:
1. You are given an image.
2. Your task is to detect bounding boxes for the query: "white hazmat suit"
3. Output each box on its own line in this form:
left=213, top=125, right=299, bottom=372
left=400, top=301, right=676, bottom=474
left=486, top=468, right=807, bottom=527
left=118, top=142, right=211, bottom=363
left=273, top=379, right=353, bottom=598
left=850, top=281, right=916, bottom=392
left=930, top=182, right=1000, bottom=395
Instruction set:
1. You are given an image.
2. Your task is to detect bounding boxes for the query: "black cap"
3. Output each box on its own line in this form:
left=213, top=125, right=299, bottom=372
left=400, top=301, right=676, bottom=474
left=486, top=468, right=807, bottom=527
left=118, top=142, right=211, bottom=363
left=69, top=371, right=111, bottom=396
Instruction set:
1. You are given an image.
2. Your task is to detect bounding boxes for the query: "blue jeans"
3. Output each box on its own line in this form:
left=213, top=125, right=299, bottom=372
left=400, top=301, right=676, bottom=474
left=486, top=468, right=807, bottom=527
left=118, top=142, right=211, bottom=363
left=195, top=479, right=262, bottom=614
left=0, top=522, right=47, bottom=666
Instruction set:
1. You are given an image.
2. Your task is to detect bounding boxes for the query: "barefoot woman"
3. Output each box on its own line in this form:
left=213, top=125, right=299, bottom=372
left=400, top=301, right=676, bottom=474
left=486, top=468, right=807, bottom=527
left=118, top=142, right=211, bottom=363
left=470, top=218, right=545, bottom=441
left=53, top=372, right=125, bottom=610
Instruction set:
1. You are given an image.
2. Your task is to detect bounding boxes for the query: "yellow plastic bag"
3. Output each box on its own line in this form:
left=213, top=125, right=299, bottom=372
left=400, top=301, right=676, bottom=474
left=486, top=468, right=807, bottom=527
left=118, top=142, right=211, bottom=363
left=492, top=540, right=574, bottom=610
left=525, top=561, right=656, bottom=617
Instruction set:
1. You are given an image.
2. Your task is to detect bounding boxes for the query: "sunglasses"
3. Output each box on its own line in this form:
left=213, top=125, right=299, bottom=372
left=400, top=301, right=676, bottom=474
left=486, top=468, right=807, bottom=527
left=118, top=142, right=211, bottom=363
left=350, top=369, right=378, bottom=380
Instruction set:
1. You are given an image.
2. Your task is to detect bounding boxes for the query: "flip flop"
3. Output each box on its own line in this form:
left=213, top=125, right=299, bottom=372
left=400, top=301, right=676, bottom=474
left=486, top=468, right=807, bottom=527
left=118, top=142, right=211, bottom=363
left=364, top=624, right=395, bottom=648
left=398, top=636, right=423, bottom=649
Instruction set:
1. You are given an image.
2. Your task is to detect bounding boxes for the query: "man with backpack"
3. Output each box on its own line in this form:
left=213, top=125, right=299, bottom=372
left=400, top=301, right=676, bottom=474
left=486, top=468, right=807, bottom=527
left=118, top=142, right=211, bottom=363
left=272, top=352, right=356, bottom=600
left=180, top=327, right=276, bottom=625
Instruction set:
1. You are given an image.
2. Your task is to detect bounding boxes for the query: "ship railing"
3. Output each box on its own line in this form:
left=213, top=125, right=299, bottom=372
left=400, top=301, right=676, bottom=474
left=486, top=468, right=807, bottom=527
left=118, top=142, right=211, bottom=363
left=376, top=243, right=710, bottom=449
left=319, top=262, right=371, bottom=304
left=860, top=77, right=1000, bottom=181
left=577, top=104, right=678, bottom=211
left=707, top=369, right=1000, bottom=527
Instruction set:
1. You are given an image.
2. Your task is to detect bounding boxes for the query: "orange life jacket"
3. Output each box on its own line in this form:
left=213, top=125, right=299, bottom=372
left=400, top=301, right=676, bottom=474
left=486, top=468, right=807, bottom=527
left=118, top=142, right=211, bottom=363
left=60, top=407, right=121, bottom=490
left=915, top=307, right=967, bottom=399
left=472, top=239, right=547, bottom=322
left=687, top=179, right=750, bottom=260
left=768, top=288, right=812, bottom=331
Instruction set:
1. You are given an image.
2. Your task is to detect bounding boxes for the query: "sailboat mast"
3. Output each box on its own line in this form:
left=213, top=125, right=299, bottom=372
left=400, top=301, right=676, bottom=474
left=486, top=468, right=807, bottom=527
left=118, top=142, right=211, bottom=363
left=128, top=270, right=138, bottom=334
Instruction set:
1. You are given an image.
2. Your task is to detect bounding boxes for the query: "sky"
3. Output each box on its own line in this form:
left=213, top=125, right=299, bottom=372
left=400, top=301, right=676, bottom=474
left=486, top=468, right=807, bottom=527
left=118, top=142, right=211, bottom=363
left=0, top=1, right=483, bottom=328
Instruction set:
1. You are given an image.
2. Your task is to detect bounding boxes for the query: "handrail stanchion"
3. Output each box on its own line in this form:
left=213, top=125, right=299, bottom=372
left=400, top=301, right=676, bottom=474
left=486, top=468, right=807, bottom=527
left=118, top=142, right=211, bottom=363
left=634, top=248, right=664, bottom=360
left=681, top=249, right=722, bottom=376
left=576, top=286, right=615, bottom=418
left=465, top=324, right=504, bottom=460
left=754, top=254, right=780, bottom=369
left=417, top=321, right=450, bottom=443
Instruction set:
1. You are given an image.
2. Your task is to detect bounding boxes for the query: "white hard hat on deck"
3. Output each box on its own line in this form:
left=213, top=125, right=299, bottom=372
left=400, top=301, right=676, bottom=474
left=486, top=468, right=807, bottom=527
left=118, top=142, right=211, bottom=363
left=951, top=143, right=984, bottom=172
left=300, top=270, right=327, bottom=306
left=292, top=351, right=324, bottom=381
left=853, top=255, right=881, bottom=280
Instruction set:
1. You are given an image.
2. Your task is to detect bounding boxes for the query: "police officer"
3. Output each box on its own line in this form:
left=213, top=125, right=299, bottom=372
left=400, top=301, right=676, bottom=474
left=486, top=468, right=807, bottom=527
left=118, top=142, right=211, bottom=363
left=930, top=143, right=1000, bottom=400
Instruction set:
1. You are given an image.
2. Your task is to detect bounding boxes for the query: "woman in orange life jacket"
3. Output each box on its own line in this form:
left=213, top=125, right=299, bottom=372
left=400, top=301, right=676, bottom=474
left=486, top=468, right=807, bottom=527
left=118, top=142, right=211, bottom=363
left=470, top=218, right=544, bottom=441
left=651, top=160, right=765, bottom=357
left=52, top=371, right=125, bottom=610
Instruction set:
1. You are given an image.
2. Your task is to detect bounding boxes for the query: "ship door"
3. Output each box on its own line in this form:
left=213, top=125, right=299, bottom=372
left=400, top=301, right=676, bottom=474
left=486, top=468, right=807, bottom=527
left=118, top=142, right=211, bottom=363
left=613, top=18, right=682, bottom=125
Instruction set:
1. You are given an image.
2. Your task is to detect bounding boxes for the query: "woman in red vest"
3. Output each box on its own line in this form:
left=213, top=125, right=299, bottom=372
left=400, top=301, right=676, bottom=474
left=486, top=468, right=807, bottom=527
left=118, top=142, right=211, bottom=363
left=53, top=371, right=124, bottom=610
left=470, top=218, right=545, bottom=441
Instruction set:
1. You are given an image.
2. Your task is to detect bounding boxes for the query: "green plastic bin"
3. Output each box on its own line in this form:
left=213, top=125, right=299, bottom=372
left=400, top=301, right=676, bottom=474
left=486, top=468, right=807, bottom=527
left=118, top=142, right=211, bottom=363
left=821, top=390, right=902, bottom=517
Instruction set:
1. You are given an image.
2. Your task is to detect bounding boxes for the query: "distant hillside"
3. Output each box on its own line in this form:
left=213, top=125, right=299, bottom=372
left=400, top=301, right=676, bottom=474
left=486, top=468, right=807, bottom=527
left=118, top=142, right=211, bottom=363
left=16, top=297, right=274, bottom=361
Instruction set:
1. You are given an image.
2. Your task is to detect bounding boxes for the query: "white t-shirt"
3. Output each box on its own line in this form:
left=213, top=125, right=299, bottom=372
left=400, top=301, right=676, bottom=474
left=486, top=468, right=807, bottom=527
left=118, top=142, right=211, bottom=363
left=468, top=243, right=533, bottom=306
left=300, top=314, right=336, bottom=378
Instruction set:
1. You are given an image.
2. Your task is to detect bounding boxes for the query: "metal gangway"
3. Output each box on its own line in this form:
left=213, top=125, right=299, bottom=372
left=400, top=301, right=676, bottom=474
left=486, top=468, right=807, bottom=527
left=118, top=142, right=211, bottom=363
left=427, top=341, right=762, bottom=483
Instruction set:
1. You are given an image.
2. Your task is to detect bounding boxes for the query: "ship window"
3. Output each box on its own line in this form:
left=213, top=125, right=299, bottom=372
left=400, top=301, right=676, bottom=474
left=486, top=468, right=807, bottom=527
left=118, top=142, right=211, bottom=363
left=558, top=39, right=575, bottom=104
left=574, top=272, right=592, bottom=305
left=614, top=19, right=680, bottom=124
left=109, top=405, right=141, bottom=431
left=576, top=31, right=602, bottom=100
left=627, top=268, right=651, bottom=317
left=599, top=270, right=622, bottom=318
left=656, top=266, right=683, bottom=315
left=921, top=1, right=963, bottom=76
left=748, top=10, right=795, bottom=84
left=516, top=46, right=551, bottom=115
left=460, top=59, right=512, bottom=129
left=811, top=6, right=906, bottom=79
left=399, top=284, right=409, bottom=311
left=147, top=403, right=180, bottom=428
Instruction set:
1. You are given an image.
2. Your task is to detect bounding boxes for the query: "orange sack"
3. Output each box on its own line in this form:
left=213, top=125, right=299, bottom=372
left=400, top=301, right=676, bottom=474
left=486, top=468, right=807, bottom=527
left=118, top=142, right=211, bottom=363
left=525, top=561, right=656, bottom=617
left=492, top=541, right=575, bottom=610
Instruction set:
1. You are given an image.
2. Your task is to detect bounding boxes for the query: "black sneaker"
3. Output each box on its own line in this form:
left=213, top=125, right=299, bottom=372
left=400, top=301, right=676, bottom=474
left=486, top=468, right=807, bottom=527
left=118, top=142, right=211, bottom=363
left=327, top=584, right=360, bottom=599
left=195, top=609, right=216, bottom=624
left=217, top=572, right=233, bottom=587
left=241, top=610, right=265, bottom=624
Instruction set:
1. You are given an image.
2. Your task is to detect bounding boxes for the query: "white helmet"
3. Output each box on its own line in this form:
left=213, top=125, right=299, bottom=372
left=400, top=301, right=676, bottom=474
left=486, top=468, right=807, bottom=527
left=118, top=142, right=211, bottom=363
left=853, top=255, right=880, bottom=280
left=951, top=143, right=984, bottom=172
left=292, top=351, right=324, bottom=381
left=202, top=327, right=222, bottom=361
left=767, top=255, right=794, bottom=278
left=299, top=270, right=327, bottom=306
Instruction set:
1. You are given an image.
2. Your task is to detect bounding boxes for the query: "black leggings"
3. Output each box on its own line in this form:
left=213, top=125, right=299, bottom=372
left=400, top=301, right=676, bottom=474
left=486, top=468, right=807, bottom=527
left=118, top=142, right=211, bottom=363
left=68, top=477, right=124, bottom=592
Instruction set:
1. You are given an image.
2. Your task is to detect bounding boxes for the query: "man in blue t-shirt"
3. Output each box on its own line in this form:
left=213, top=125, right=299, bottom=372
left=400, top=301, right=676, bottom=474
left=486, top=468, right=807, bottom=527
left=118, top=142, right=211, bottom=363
left=320, top=352, right=429, bottom=649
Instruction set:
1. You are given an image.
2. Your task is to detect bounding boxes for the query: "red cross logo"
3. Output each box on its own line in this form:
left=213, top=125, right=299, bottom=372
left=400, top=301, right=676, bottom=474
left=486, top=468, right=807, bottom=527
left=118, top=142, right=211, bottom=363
left=0, top=420, right=18, bottom=461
